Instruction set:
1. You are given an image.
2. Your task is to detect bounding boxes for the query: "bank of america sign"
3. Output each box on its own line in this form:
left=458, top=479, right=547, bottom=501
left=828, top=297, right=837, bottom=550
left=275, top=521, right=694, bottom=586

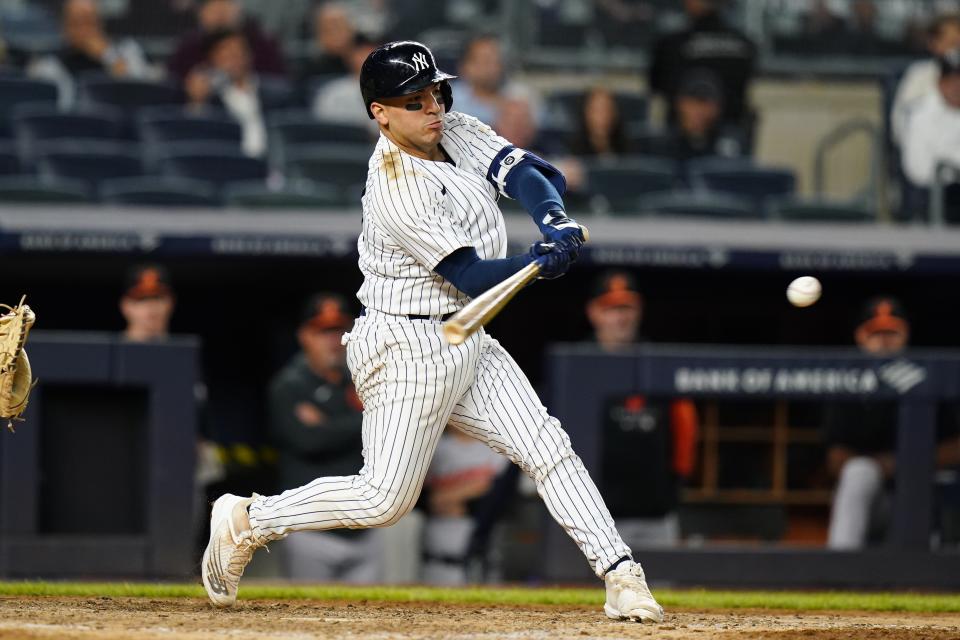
left=674, top=359, right=926, bottom=395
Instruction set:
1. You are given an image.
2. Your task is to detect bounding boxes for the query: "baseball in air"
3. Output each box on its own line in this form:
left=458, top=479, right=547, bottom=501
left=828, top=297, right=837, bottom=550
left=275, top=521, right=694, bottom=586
left=786, top=276, right=822, bottom=307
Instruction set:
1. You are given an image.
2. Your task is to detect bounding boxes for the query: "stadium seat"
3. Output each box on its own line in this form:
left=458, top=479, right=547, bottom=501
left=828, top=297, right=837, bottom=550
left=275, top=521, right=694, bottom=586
left=77, top=74, right=183, bottom=111
left=160, top=145, right=269, bottom=190
left=258, top=75, right=297, bottom=112
left=12, top=106, right=126, bottom=164
left=585, top=155, right=677, bottom=214
left=304, top=74, right=347, bottom=106
left=285, top=144, right=371, bottom=200
left=769, top=197, right=875, bottom=223
left=36, top=140, right=143, bottom=193
left=100, top=176, right=220, bottom=207
left=267, top=111, right=372, bottom=169
left=636, top=190, right=761, bottom=219
left=138, top=108, right=243, bottom=145
left=545, top=89, right=648, bottom=130
left=689, top=160, right=796, bottom=208
left=0, top=143, right=21, bottom=175
left=224, top=180, right=343, bottom=209
left=0, top=77, right=59, bottom=139
left=138, top=109, right=244, bottom=170
left=0, top=174, right=90, bottom=203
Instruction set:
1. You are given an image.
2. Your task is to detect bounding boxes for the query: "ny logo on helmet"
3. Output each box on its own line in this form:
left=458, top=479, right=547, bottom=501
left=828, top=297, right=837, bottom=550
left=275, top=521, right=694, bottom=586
left=411, top=52, right=429, bottom=72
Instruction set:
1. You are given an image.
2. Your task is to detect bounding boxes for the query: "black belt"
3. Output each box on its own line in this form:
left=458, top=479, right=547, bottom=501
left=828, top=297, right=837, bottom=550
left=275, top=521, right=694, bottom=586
left=361, top=308, right=454, bottom=322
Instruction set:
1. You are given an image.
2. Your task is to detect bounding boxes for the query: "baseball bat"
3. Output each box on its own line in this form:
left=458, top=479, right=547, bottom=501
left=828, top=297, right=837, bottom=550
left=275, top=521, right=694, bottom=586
left=442, top=226, right=589, bottom=345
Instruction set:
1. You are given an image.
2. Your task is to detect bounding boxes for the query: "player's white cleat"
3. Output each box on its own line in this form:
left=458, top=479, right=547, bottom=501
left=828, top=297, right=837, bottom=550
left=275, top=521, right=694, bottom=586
left=201, top=493, right=264, bottom=607
left=603, top=561, right=664, bottom=623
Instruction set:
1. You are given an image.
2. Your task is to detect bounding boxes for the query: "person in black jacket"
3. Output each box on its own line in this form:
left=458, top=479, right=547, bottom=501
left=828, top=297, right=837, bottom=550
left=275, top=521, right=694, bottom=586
left=267, top=293, right=382, bottom=582
left=824, top=296, right=960, bottom=549
left=648, top=0, right=756, bottom=128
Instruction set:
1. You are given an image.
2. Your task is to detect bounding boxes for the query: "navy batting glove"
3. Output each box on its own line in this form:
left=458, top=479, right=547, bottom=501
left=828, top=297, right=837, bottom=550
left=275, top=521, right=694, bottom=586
left=529, top=241, right=572, bottom=280
left=539, top=209, right=585, bottom=251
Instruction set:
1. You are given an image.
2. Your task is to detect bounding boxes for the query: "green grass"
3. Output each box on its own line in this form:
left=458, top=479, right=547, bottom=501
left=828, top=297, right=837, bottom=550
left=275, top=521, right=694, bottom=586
left=0, top=582, right=958, bottom=613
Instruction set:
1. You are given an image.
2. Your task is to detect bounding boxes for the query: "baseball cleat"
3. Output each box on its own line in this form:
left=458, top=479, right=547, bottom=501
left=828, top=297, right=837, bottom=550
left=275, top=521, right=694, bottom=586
left=201, top=493, right=264, bottom=607
left=603, top=561, right=664, bottom=623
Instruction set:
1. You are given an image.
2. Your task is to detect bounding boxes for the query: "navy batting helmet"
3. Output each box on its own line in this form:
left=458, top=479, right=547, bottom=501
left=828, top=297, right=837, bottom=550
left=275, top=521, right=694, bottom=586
left=359, top=41, right=456, bottom=119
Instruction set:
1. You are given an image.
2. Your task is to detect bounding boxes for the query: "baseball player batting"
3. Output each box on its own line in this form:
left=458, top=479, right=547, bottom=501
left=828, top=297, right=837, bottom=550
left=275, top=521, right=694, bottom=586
left=201, top=40, right=663, bottom=624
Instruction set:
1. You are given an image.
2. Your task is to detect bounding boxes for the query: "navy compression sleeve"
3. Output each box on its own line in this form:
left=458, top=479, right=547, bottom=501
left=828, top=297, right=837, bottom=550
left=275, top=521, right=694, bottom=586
left=508, top=162, right=565, bottom=225
left=434, top=247, right=532, bottom=298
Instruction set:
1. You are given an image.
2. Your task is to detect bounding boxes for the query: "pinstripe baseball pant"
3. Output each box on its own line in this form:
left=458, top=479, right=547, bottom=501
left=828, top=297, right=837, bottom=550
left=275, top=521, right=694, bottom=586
left=248, top=310, right=631, bottom=577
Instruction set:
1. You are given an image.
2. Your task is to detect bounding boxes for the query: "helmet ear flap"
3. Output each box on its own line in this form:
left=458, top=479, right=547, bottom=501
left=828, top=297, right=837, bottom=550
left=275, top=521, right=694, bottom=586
left=440, top=81, right=453, bottom=113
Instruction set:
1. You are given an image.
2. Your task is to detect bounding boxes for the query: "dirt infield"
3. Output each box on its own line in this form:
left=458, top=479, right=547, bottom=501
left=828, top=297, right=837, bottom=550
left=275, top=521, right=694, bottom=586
left=1, top=596, right=959, bottom=639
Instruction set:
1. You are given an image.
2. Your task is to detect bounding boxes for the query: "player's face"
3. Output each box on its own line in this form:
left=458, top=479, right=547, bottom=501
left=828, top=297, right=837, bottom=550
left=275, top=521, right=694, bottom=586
left=371, top=84, right=446, bottom=160
left=299, top=326, right=346, bottom=371
left=856, top=328, right=908, bottom=356
left=120, top=295, right=174, bottom=341
left=588, top=303, right=641, bottom=352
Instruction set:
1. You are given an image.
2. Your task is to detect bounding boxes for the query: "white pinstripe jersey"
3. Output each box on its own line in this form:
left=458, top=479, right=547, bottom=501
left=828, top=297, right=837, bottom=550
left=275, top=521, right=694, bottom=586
left=357, top=111, right=512, bottom=316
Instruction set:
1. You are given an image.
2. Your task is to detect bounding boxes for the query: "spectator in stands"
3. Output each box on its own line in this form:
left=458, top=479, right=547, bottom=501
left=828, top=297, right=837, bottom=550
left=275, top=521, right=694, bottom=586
left=594, top=0, right=656, bottom=48
left=298, top=2, right=356, bottom=81
left=120, top=263, right=176, bottom=342
left=311, top=34, right=378, bottom=131
left=184, top=29, right=267, bottom=157
left=167, top=0, right=286, bottom=82
left=648, top=0, right=756, bottom=128
left=567, top=86, right=629, bottom=158
left=239, top=0, right=313, bottom=43
left=645, top=69, right=746, bottom=172
left=901, top=48, right=960, bottom=207
left=892, top=13, right=960, bottom=146
left=449, top=34, right=540, bottom=126
left=494, top=97, right=566, bottom=157
left=422, top=427, right=511, bottom=585
left=27, top=0, right=155, bottom=106
left=824, top=296, right=960, bottom=550
left=586, top=271, right=699, bottom=547
left=267, top=293, right=381, bottom=582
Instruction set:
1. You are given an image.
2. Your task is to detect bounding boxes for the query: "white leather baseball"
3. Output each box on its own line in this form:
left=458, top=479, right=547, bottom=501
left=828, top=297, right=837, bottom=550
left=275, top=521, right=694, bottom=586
left=786, top=276, right=821, bottom=307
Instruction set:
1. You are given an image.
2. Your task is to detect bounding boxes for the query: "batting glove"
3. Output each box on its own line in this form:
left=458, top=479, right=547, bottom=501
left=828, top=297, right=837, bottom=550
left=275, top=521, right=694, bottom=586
left=539, top=209, right=586, bottom=257
left=529, top=241, right=573, bottom=280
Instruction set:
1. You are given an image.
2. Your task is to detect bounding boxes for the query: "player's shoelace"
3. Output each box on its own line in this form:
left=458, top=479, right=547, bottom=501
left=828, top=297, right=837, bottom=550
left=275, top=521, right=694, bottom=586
left=608, top=564, right=659, bottom=606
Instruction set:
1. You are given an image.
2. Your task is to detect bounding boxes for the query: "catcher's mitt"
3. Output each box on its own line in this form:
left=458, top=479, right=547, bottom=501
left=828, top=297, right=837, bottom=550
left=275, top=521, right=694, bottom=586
left=1, top=295, right=36, bottom=432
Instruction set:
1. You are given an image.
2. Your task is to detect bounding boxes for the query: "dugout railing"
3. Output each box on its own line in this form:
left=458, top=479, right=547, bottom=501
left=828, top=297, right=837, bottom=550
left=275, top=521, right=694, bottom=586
left=543, top=344, right=960, bottom=588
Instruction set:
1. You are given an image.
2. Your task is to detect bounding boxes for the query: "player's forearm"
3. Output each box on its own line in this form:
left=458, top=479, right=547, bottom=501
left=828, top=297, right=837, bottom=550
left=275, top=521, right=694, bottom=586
left=434, top=247, right=532, bottom=298
left=507, top=162, right=565, bottom=225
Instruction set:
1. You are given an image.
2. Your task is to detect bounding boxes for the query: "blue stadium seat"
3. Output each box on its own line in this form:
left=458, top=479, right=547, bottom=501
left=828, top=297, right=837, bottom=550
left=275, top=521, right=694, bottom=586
left=689, top=159, right=795, bottom=208
left=545, top=89, right=648, bottom=130
left=138, top=108, right=243, bottom=145
left=100, top=176, right=221, bottom=207
left=137, top=108, right=244, bottom=170
left=285, top=144, right=371, bottom=200
left=585, top=155, right=677, bottom=214
left=224, top=180, right=343, bottom=209
left=258, top=75, right=297, bottom=112
left=12, top=106, right=126, bottom=164
left=77, top=74, right=183, bottom=111
left=268, top=110, right=372, bottom=168
left=0, top=143, right=22, bottom=175
left=636, top=190, right=762, bottom=219
left=159, top=145, right=269, bottom=190
left=0, top=175, right=90, bottom=203
left=36, top=140, right=143, bottom=193
left=0, top=76, right=59, bottom=138
left=769, top=197, right=875, bottom=223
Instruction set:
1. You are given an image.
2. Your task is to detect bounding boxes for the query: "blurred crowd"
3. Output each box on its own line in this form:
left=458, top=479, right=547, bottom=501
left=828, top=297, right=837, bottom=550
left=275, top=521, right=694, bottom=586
left=0, top=0, right=959, bottom=220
